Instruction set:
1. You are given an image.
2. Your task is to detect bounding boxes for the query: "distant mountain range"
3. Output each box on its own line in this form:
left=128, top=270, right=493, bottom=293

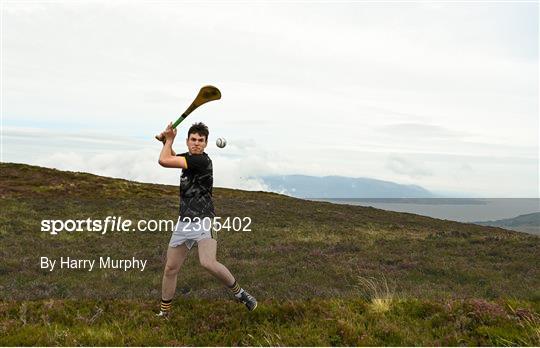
left=260, top=175, right=438, bottom=198
left=473, top=212, right=540, bottom=236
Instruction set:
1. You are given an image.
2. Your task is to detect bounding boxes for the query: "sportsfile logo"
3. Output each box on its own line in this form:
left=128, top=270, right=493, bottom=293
left=41, top=216, right=172, bottom=235
left=41, top=216, right=252, bottom=235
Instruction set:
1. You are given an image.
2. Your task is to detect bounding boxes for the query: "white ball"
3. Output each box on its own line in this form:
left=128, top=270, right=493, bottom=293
left=216, top=137, right=227, bottom=148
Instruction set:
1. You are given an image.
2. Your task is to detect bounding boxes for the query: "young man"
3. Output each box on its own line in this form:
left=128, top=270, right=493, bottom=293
left=157, top=122, right=257, bottom=316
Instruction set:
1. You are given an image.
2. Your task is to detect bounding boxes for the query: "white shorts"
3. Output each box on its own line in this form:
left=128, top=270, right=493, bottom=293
left=169, top=217, right=217, bottom=250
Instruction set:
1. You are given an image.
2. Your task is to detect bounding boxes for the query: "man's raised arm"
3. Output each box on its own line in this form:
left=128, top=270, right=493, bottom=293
left=158, top=123, right=187, bottom=169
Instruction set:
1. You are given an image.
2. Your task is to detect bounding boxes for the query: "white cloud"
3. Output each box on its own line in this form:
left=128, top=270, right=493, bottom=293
left=3, top=125, right=537, bottom=197
left=3, top=126, right=274, bottom=191
left=1, top=2, right=538, bottom=197
left=30, top=147, right=275, bottom=192
left=378, top=123, right=468, bottom=140
left=386, top=155, right=433, bottom=179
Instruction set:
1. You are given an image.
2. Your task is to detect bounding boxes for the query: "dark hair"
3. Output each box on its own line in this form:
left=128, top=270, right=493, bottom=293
left=187, top=122, right=209, bottom=142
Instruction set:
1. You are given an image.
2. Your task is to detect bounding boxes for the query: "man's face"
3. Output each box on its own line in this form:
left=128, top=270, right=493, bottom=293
left=186, top=132, right=207, bottom=155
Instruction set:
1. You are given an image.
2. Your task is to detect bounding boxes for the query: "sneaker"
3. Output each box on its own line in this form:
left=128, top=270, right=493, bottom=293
left=237, top=290, right=257, bottom=311
left=156, top=310, right=170, bottom=318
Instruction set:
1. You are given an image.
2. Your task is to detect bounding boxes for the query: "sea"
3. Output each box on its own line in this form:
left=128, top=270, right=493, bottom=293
left=310, top=198, right=540, bottom=223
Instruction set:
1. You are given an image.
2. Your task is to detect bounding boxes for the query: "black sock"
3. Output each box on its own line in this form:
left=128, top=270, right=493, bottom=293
left=228, top=280, right=244, bottom=297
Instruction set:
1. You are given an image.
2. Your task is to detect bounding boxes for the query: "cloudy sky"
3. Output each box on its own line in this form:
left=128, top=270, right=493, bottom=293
left=1, top=1, right=538, bottom=197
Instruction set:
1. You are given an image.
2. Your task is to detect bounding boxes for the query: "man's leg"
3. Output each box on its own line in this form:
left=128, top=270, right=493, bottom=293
left=160, top=244, right=189, bottom=314
left=197, top=238, right=235, bottom=286
left=198, top=239, right=257, bottom=311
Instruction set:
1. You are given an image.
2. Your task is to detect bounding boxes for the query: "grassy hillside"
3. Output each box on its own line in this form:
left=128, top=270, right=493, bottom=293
left=1, top=162, right=539, bottom=345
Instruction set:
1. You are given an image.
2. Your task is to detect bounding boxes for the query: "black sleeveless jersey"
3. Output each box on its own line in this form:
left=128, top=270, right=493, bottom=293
left=177, top=152, right=215, bottom=220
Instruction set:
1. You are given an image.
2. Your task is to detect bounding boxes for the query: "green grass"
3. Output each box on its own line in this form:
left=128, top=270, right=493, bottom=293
left=1, top=162, right=539, bottom=345
left=1, top=298, right=538, bottom=346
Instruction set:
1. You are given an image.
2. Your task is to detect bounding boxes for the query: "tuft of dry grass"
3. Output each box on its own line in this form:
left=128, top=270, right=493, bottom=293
left=353, top=274, right=398, bottom=313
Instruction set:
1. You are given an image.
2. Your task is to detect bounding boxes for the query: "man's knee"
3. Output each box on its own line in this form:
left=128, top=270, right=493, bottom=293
left=164, top=263, right=180, bottom=276
left=200, top=259, right=217, bottom=271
